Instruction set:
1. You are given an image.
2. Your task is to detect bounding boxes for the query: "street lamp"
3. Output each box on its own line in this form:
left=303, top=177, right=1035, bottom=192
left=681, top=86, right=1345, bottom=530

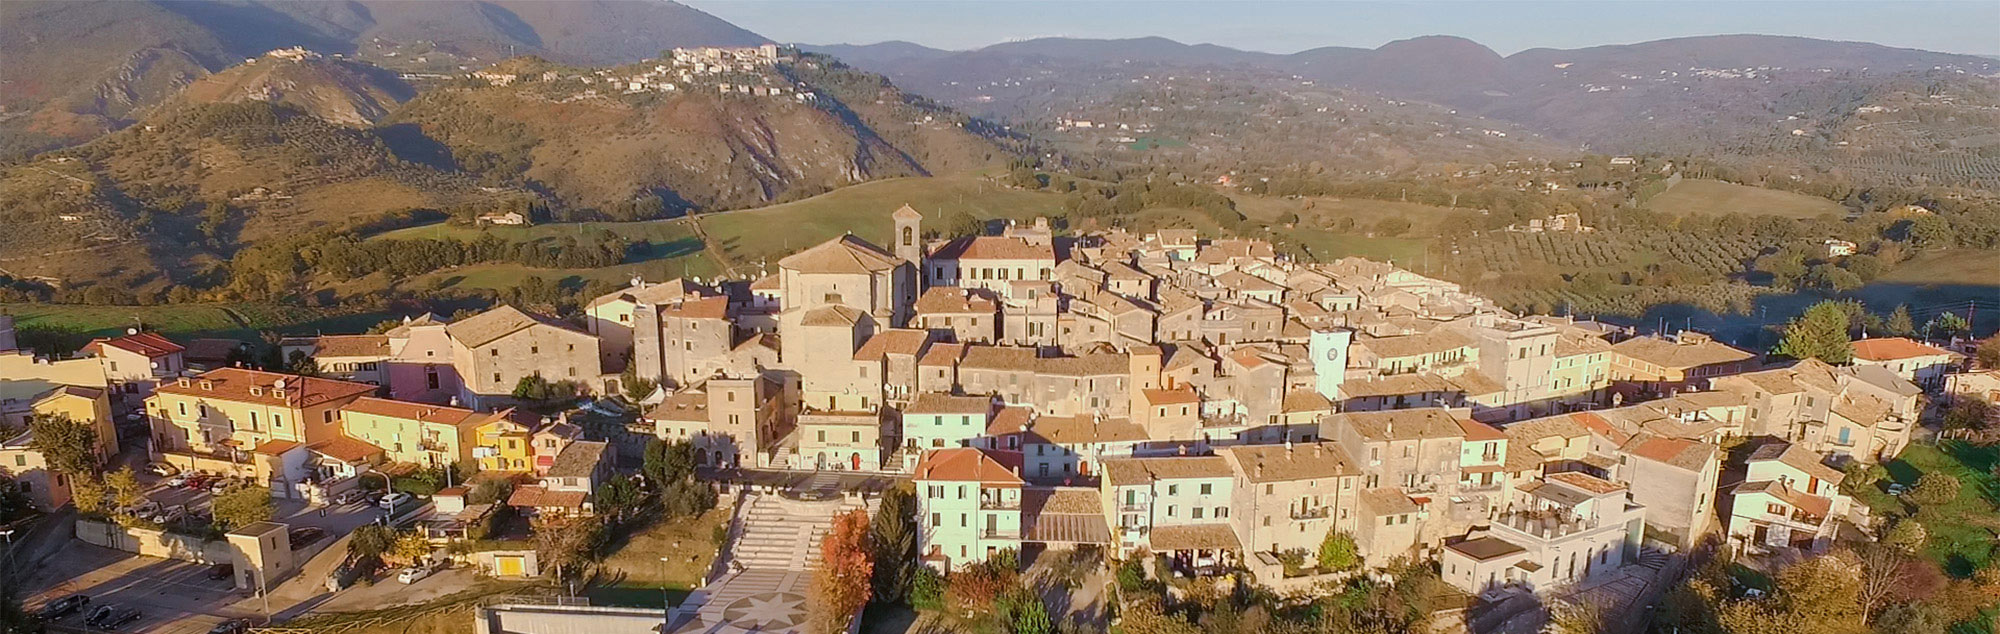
left=660, top=553, right=675, bottom=624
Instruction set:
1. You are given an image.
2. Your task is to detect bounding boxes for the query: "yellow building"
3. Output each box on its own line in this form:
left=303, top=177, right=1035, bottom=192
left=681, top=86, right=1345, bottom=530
left=472, top=409, right=545, bottom=473
left=339, top=397, right=508, bottom=469
left=147, top=368, right=377, bottom=466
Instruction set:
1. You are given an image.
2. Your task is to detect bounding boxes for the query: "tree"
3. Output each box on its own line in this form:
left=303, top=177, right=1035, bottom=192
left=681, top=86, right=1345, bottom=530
left=211, top=484, right=275, bottom=530
left=1975, top=334, right=2000, bottom=369
left=70, top=472, right=107, bottom=515
left=943, top=210, right=984, bottom=238
left=1851, top=546, right=1911, bottom=623
left=532, top=515, right=605, bottom=588
left=1885, top=305, right=1915, bottom=337
left=643, top=438, right=696, bottom=486
left=1942, top=397, right=1992, bottom=431
left=1548, top=600, right=1604, bottom=634
left=348, top=524, right=397, bottom=559
left=1905, top=472, right=1960, bottom=510
left=1774, top=301, right=1854, bottom=364
left=1001, top=589, right=1052, bottom=634
left=468, top=478, right=515, bottom=505
left=662, top=479, right=716, bottom=518
left=26, top=413, right=97, bottom=474
left=285, top=350, right=320, bottom=377
left=909, top=567, right=945, bottom=610
left=390, top=530, right=433, bottom=565
left=1873, top=603, right=1948, bottom=634
left=105, top=467, right=144, bottom=511
left=1316, top=530, right=1359, bottom=571
left=594, top=478, right=641, bottom=522
left=869, top=486, right=918, bottom=604
left=809, top=510, right=873, bottom=634
left=1923, top=312, right=1968, bottom=341
left=1882, top=518, right=1927, bottom=551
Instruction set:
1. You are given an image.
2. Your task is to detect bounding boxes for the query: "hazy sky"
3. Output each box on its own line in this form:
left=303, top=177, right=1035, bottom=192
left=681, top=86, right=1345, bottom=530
left=685, top=0, right=2000, bottom=56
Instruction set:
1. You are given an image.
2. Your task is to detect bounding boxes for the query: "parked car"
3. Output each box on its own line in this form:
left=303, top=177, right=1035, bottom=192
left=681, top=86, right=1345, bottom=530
left=182, top=475, right=213, bottom=490
left=1887, top=483, right=1909, bottom=496
left=35, top=594, right=89, bottom=619
left=210, top=479, right=235, bottom=494
left=153, top=508, right=186, bottom=525
left=333, top=490, right=366, bottom=506
left=396, top=565, right=433, bottom=584
left=83, top=606, right=127, bottom=628
left=207, top=563, right=233, bottom=581
left=165, top=474, right=191, bottom=488
left=288, top=527, right=326, bottom=549
left=119, top=501, right=161, bottom=519
left=146, top=462, right=178, bottom=477
left=378, top=492, right=412, bottom=510
left=207, top=619, right=251, bottom=634
left=100, top=607, right=141, bottom=628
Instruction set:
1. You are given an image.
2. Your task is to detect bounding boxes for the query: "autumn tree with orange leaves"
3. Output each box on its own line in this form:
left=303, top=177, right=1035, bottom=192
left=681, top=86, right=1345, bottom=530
left=809, top=510, right=874, bottom=634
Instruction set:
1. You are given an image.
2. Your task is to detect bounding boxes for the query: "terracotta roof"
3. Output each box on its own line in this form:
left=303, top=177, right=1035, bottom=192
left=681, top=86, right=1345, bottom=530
left=800, top=305, right=867, bottom=327
left=1449, top=372, right=1506, bottom=396
left=1147, top=523, right=1241, bottom=551
left=1547, top=471, right=1626, bottom=495
left=1282, top=389, right=1333, bottom=413
left=913, top=448, right=1024, bottom=485
left=158, top=368, right=375, bottom=409
left=1457, top=418, right=1507, bottom=442
left=308, top=335, right=389, bottom=358
left=1100, top=456, right=1233, bottom=486
left=645, top=389, right=709, bottom=422
left=1621, top=434, right=1716, bottom=471
left=507, top=485, right=587, bottom=509
left=1330, top=408, right=1467, bottom=442
left=91, top=332, right=184, bottom=358
left=1611, top=335, right=1755, bottom=370
left=749, top=274, right=780, bottom=291
left=1361, top=487, right=1420, bottom=515
left=906, top=393, right=992, bottom=415
left=778, top=234, right=902, bottom=275
left=1023, top=487, right=1102, bottom=515
left=1357, top=330, right=1474, bottom=359
left=1215, top=270, right=1284, bottom=293
left=987, top=406, right=1033, bottom=436
left=928, top=235, right=1054, bottom=262
left=1747, top=442, right=1844, bottom=484
left=1554, top=329, right=1613, bottom=358
left=1036, top=352, right=1128, bottom=377
left=854, top=329, right=929, bottom=361
left=919, top=343, right=965, bottom=367
left=182, top=338, right=245, bottom=362
left=1142, top=387, right=1200, bottom=406
left=251, top=439, right=303, bottom=456
left=1851, top=337, right=1953, bottom=362
left=1338, top=373, right=1459, bottom=398
left=1502, top=413, right=1592, bottom=442
left=1734, top=480, right=1830, bottom=519
left=586, top=278, right=709, bottom=309
left=1446, top=536, right=1527, bottom=561
left=310, top=435, right=385, bottom=463
left=960, top=346, right=1039, bottom=372
left=547, top=441, right=607, bottom=478
left=343, top=396, right=482, bottom=427
left=1025, top=415, right=1149, bottom=444
left=914, top=287, right=998, bottom=314
left=446, top=305, right=585, bottom=348
left=1223, top=443, right=1357, bottom=482
left=659, top=296, right=729, bottom=321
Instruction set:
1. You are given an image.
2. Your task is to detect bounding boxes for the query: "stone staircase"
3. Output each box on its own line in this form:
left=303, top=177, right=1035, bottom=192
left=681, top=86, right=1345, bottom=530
left=1635, top=546, right=1669, bottom=571
left=725, top=492, right=875, bottom=571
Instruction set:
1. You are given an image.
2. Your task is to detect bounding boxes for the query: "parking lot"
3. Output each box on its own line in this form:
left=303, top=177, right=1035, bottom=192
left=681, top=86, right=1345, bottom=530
left=23, top=542, right=263, bottom=634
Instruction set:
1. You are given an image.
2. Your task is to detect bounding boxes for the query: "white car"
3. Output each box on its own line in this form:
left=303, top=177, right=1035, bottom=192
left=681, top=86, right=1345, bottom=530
left=146, top=462, right=178, bottom=477
left=333, top=490, right=366, bottom=506
left=165, top=474, right=190, bottom=488
left=378, top=492, right=412, bottom=510
left=396, top=565, right=433, bottom=584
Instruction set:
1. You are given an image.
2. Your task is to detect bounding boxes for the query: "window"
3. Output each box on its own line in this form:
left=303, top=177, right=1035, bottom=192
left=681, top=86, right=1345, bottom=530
left=1766, top=503, right=1786, bottom=515
left=1199, top=483, right=1212, bottom=495
left=1192, top=508, right=1205, bottom=519
left=1167, top=484, right=1178, bottom=495
left=490, top=349, right=499, bottom=356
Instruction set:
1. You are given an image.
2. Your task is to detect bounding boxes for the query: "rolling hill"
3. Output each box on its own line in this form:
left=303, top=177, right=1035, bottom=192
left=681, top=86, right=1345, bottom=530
left=0, top=0, right=769, bottom=157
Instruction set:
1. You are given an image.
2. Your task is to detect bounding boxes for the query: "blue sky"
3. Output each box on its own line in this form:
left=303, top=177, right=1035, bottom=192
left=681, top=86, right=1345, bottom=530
left=685, top=1, right=2000, bottom=56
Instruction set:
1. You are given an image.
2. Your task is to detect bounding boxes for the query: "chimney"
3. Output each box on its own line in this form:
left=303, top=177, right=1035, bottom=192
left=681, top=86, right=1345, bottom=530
left=1255, top=462, right=1264, bottom=478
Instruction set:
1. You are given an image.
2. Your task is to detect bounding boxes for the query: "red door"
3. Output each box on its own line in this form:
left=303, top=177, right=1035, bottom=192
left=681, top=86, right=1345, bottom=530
left=851, top=453, right=862, bottom=470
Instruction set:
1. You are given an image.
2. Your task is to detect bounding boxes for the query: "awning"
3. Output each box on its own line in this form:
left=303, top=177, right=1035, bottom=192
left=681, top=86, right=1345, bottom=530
left=1147, top=524, right=1242, bottom=552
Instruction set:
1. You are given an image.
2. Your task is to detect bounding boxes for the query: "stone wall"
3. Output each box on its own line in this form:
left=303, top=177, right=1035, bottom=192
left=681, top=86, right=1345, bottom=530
left=75, top=518, right=232, bottom=564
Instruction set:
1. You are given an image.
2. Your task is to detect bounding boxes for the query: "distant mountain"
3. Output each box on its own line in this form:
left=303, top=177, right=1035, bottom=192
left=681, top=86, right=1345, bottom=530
left=0, top=0, right=768, bottom=157
left=816, top=33, right=2000, bottom=187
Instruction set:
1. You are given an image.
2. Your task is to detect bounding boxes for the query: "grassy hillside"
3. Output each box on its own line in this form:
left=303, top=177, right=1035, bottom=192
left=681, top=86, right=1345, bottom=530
left=0, top=302, right=390, bottom=341
left=1643, top=178, right=1847, bottom=218
left=698, top=176, right=1065, bottom=272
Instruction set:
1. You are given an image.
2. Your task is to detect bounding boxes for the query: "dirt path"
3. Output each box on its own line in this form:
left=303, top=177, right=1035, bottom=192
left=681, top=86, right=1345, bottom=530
left=682, top=213, right=741, bottom=278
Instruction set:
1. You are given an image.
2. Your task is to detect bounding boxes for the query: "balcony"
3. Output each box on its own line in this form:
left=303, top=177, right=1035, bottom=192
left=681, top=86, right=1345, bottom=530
left=980, top=496, right=1021, bottom=510
left=419, top=440, right=448, bottom=453
left=1118, top=503, right=1149, bottom=514
left=981, top=528, right=1023, bottom=540
left=1289, top=507, right=1331, bottom=520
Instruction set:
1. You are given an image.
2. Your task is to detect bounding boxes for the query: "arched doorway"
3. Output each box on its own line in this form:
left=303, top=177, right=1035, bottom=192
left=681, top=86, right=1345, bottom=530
left=850, top=453, right=862, bottom=471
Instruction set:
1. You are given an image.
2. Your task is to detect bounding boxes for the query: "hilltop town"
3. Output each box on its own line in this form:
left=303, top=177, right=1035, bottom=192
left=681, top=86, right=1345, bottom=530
left=4, top=204, right=1994, bottom=634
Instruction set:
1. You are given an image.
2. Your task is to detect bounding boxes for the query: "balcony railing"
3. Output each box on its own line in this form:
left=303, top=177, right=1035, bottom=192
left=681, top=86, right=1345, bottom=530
left=981, top=528, right=1022, bottom=540
left=419, top=440, right=447, bottom=452
left=980, top=497, right=1021, bottom=510
left=1118, top=503, right=1148, bottom=513
left=1289, top=507, right=1331, bottom=520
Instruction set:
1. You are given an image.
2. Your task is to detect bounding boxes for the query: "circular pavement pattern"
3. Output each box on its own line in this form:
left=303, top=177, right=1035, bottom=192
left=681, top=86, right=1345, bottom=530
left=719, top=590, right=807, bottom=631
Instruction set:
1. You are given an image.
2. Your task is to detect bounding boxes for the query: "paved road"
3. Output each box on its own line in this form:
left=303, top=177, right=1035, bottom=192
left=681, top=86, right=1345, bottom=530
left=23, top=542, right=261, bottom=634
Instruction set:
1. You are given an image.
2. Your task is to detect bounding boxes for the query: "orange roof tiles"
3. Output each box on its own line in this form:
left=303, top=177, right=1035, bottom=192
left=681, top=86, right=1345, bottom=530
left=1851, top=337, right=1953, bottom=361
left=914, top=448, right=1024, bottom=486
left=91, top=332, right=184, bottom=358
left=157, top=368, right=376, bottom=409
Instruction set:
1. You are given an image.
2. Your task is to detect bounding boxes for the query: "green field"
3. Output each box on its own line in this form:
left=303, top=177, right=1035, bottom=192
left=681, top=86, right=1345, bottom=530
left=1854, top=441, right=1999, bottom=576
left=1642, top=179, right=1847, bottom=219
left=698, top=175, right=1067, bottom=272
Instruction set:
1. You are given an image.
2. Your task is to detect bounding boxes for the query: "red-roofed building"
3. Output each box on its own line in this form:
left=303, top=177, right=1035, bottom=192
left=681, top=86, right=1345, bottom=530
left=1851, top=337, right=1959, bottom=389
left=87, top=330, right=185, bottom=404
left=914, top=448, right=1025, bottom=570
